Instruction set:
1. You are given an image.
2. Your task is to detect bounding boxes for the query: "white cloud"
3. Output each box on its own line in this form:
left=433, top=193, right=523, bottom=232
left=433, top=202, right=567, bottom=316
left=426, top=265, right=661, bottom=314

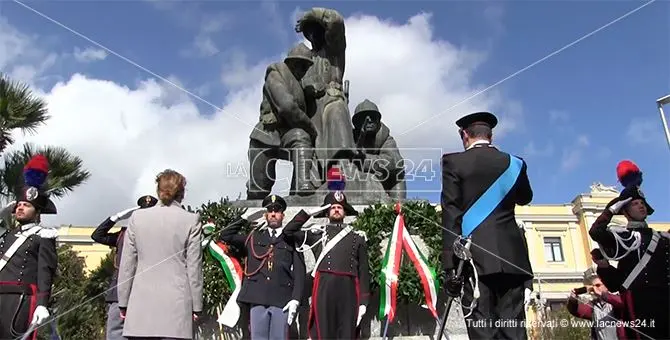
left=73, top=47, right=107, bottom=63
left=3, top=11, right=519, bottom=226
left=549, top=110, right=569, bottom=124
left=626, top=119, right=664, bottom=145
left=560, top=135, right=589, bottom=172
left=523, top=142, right=554, bottom=157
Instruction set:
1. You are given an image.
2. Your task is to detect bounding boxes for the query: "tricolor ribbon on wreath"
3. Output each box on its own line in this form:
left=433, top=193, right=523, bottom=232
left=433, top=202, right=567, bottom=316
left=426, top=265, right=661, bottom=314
left=379, top=203, right=440, bottom=323
left=201, top=222, right=244, bottom=328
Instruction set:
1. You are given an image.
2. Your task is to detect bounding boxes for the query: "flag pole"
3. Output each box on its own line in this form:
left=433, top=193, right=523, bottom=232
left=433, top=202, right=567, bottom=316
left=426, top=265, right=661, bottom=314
left=655, top=94, right=670, bottom=152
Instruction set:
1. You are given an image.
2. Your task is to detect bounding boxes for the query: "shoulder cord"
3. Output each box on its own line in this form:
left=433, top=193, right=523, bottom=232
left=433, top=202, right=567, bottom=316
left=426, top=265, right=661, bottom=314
left=602, top=226, right=642, bottom=261
left=295, top=223, right=327, bottom=253
left=243, top=228, right=275, bottom=277
left=454, top=258, right=480, bottom=318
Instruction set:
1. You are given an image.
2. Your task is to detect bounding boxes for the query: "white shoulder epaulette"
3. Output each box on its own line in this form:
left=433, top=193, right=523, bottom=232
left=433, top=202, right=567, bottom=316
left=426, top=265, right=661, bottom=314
left=353, top=230, right=367, bottom=241
left=37, top=227, right=59, bottom=239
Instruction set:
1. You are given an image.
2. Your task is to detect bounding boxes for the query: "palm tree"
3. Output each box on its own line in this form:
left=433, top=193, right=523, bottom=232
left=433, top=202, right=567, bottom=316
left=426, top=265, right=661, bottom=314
left=0, top=73, right=50, bottom=154
left=0, top=143, right=91, bottom=201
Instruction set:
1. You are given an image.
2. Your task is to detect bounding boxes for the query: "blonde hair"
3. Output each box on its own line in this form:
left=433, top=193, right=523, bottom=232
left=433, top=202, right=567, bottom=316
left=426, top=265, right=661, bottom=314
left=155, top=169, right=186, bottom=205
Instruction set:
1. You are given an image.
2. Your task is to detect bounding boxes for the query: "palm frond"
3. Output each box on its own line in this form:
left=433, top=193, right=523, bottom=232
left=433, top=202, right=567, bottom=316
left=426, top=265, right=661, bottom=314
left=0, top=73, right=50, bottom=152
left=0, top=143, right=91, bottom=200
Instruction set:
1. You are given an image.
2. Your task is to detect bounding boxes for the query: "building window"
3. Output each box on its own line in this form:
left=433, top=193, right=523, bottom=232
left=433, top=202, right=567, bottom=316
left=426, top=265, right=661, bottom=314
left=544, top=237, right=564, bottom=262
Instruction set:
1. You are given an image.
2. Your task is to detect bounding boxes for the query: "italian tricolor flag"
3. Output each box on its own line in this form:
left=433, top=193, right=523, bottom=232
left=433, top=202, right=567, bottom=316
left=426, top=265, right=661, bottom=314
left=202, top=222, right=245, bottom=326
left=202, top=222, right=244, bottom=291
left=379, top=203, right=439, bottom=322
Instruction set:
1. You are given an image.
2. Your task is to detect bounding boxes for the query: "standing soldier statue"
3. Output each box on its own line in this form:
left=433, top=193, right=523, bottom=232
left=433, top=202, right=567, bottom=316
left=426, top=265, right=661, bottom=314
left=296, top=8, right=359, bottom=174
left=0, top=155, right=59, bottom=340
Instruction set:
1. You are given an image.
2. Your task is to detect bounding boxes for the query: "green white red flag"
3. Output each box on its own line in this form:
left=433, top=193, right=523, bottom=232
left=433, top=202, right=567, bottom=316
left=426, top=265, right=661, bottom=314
left=202, top=222, right=244, bottom=327
left=379, top=203, right=440, bottom=321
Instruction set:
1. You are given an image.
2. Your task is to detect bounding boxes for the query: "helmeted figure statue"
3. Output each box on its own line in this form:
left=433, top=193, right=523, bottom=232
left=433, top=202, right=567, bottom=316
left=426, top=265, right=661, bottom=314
left=247, top=43, right=319, bottom=199
left=295, top=8, right=357, bottom=172
left=352, top=99, right=406, bottom=200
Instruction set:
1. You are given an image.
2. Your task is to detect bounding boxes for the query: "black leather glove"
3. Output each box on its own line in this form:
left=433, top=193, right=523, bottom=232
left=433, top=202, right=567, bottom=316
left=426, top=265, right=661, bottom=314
left=445, top=271, right=464, bottom=298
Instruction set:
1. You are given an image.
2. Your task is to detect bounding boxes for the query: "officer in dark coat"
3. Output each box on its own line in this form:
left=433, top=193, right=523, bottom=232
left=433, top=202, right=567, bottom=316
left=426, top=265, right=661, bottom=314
left=91, top=195, right=158, bottom=340
left=0, top=155, right=59, bottom=340
left=441, top=112, right=533, bottom=340
left=284, top=191, right=371, bottom=340
left=221, top=195, right=313, bottom=340
left=351, top=99, right=406, bottom=200
left=589, top=183, right=669, bottom=340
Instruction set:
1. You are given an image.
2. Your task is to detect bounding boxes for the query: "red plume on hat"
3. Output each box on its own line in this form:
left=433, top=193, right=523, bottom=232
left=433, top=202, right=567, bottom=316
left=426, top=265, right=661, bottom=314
left=327, top=167, right=345, bottom=191
left=616, top=160, right=642, bottom=188
left=23, top=154, right=49, bottom=189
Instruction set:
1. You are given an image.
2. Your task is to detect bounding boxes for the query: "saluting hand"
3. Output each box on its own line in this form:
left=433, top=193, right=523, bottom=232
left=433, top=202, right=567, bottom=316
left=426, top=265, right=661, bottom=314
left=111, top=206, right=140, bottom=222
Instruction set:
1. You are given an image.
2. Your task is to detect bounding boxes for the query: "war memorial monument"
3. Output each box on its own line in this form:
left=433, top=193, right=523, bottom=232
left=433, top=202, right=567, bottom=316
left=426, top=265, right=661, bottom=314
left=205, top=7, right=470, bottom=340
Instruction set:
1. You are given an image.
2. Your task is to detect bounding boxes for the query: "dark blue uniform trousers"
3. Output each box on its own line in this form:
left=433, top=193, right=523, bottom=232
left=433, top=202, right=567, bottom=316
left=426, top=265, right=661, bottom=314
left=250, top=305, right=288, bottom=340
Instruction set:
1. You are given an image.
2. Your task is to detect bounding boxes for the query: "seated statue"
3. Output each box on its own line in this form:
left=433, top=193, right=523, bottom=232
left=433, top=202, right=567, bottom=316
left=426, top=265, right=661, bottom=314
left=351, top=99, right=407, bottom=200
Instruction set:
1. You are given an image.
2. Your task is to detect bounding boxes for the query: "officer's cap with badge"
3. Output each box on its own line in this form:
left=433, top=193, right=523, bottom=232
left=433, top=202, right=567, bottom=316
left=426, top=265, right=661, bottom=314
left=455, top=111, right=498, bottom=130
left=13, top=154, right=57, bottom=215
left=314, top=191, right=358, bottom=218
left=614, top=159, right=654, bottom=215
left=137, top=195, right=158, bottom=209
left=262, top=194, right=287, bottom=213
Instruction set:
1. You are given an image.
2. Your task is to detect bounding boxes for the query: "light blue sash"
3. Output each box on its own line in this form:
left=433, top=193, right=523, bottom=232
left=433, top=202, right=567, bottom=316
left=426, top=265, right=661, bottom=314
left=461, top=154, right=523, bottom=237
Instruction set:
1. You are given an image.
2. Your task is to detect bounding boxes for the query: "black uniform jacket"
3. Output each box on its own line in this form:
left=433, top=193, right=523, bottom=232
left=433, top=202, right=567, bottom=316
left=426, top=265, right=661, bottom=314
left=296, top=224, right=371, bottom=306
left=0, top=223, right=58, bottom=306
left=222, top=210, right=310, bottom=308
left=91, top=217, right=125, bottom=302
left=590, top=211, right=670, bottom=291
left=441, top=143, right=533, bottom=279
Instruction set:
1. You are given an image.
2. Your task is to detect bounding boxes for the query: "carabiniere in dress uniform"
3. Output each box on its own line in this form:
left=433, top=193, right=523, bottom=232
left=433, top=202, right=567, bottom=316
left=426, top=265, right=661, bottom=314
left=0, top=154, right=59, bottom=340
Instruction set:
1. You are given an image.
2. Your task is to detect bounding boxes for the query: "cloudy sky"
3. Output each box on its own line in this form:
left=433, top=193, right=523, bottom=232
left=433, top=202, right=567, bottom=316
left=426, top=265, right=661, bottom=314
left=1, top=0, right=669, bottom=226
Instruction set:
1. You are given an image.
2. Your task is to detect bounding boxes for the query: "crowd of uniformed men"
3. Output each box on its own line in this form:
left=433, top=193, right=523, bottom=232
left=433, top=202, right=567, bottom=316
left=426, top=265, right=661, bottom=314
left=0, top=111, right=667, bottom=340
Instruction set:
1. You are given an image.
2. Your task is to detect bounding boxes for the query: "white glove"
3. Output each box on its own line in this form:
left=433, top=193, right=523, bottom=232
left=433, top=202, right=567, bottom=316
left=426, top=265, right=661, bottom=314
left=356, top=305, right=366, bottom=326
left=31, top=305, right=49, bottom=325
left=307, top=204, right=331, bottom=216
left=524, top=288, right=532, bottom=306
left=241, top=209, right=265, bottom=222
left=111, top=206, right=140, bottom=222
left=608, top=197, right=632, bottom=214
left=283, top=300, right=300, bottom=325
left=4, top=201, right=15, bottom=209
left=0, top=201, right=15, bottom=218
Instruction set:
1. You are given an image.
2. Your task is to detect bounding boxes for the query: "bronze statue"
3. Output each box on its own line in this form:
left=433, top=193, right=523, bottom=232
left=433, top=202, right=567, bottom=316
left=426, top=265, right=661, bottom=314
left=295, top=8, right=358, bottom=169
left=247, top=43, right=318, bottom=199
left=244, top=7, right=407, bottom=204
left=352, top=99, right=407, bottom=200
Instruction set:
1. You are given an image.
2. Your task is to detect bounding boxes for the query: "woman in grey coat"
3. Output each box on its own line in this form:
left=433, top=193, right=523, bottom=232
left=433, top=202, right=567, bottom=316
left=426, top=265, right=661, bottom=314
left=117, top=169, right=203, bottom=340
